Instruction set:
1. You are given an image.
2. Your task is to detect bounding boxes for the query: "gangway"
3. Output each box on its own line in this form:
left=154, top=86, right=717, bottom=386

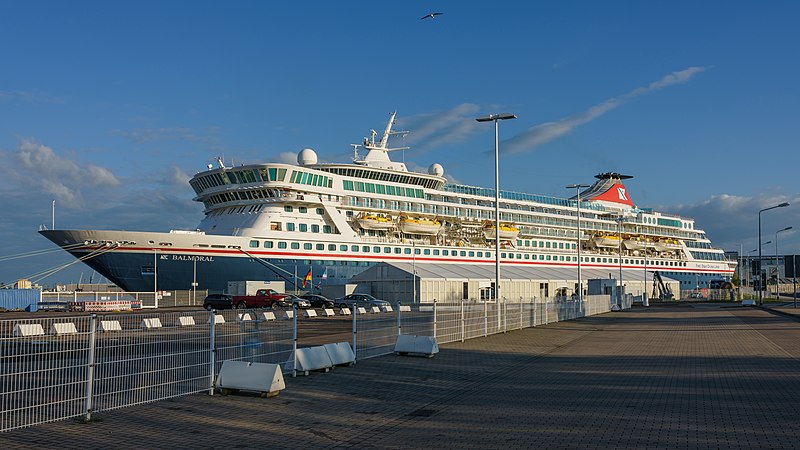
left=652, top=271, right=674, bottom=300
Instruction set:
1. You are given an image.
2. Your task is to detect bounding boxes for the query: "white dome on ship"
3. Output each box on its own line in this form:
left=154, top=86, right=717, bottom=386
left=428, top=163, right=444, bottom=177
left=297, top=148, right=318, bottom=165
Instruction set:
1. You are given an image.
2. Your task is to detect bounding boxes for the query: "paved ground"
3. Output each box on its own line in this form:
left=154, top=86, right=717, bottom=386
left=3, top=303, right=800, bottom=449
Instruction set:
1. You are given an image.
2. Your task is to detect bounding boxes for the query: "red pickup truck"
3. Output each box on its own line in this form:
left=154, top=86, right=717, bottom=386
left=231, top=289, right=288, bottom=309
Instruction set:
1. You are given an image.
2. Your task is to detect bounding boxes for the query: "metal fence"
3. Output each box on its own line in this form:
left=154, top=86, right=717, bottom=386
left=1, top=294, right=614, bottom=432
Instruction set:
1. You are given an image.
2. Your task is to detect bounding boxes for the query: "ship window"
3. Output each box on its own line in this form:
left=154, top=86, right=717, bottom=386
left=299, top=207, right=307, bottom=213
left=311, top=224, right=320, bottom=233
left=323, top=225, right=332, bottom=234
left=546, top=242, right=551, bottom=248
left=316, top=208, right=324, bottom=215
left=384, top=247, right=391, bottom=253
left=469, top=251, right=475, bottom=257
left=559, top=243, right=564, bottom=249
left=363, top=246, right=370, bottom=252
left=516, top=254, right=521, bottom=259
left=560, top=256, right=564, bottom=261
left=461, top=251, right=467, bottom=257
left=477, top=251, right=483, bottom=257
left=546, top=255, right=551, bottom=261
left=500, top=252, right=506, bottom=258
left=291, top=243, right=300, bottom=249
left=424, top=249, right=431, bottom=255
left=539, top=241, right=544, bottom=247
left=328, top=244, right=336, bottom=251
left=394, top=248, right=401, bottom=254
left=193, top=244, right=209, bottom=248
left=591, top=257, right=596, bottom=262
left=286, top=223, right=295, bottom=231
left=373, top=246, right=380, bottom=253
left=284, top=206, right=293, bottom=212
left=525, top=240, right=530, bottom=246
left=264, top=241, right=273, bottom=248
left=268, top=168, right=277, bottom=181
left=340, top=245, right=347, bottom=251
left=524, top=254, right=529, bottom=260
left=442, top=250, right=449, bottom=256
left=351, top=245, right=359, bottom=252
left=278, top=242, right=287, bottom=249
left=404, top=248, right=411, bottom=254
left=299, top=224, right=307, bottom=232
left=316, top=244, right=324, bottom=250
left=304, top=243, right=312, bottom=250
left=249, top=240, right=259, bottom=248
left=433, top=250, right=440, bottom=255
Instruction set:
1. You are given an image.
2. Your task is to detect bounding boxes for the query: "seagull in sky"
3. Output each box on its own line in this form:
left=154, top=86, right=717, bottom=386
left=421, top=12, right=443, bottom=20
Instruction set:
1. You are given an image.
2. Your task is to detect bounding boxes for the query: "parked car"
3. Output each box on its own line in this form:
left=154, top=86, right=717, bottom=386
left=283, top=294, right=311, bottom=309
left=300, top=294, right=335, bottom=309
left=334, top=293, right=390, bottom=309
left=203, top=294, right=234, bottom=311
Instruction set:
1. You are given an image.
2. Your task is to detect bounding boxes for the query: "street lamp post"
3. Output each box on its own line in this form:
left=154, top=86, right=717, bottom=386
left=617, top=218, right=623, bottom=306
left=566, top=183, right=590, bottom=312
left=758, top=202, right=790, bottom=305
left=775, top=226, right=792, bottom=299
left=476, top=113, right=516, bottom=313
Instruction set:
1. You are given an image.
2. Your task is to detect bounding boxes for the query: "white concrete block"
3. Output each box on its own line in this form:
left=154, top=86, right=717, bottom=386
left=303, top=309, right=317, bottom=318
left=394, top=335, right=439, bottom=357
left=13, top=323, right=45, bottom=337
left=237, top=313, right=253, bottom=322
left=141, top=318, right=163, bottom=329
left=321, top=308, right=335, bottom=317
left=99, top=320, right=122, bottom=332
left=50, top=322, right=78, bottom=335
left=216, top=360, right=285, bottom=397
left=261, top=311, right=276, bottom=321
left=370, top=306, right=381, bottom=314
left=288, top=346, right=333, bottom=375
left=282, top=310, right=294, bottom=320
left=356, top=307, right=367, bottom=314
left=399, top=305, right=412, bottom=312
left=741, top=299, right=756, bottom=306
left=339, top=308, right=351, bottom=315
left=175, top=316, right=195, bottom=327
left=208, top=314, right=225, bottom=325
left=323, top=342, right=355, bottom=366
left=381, top=305, right=393, bottom=313
left=419, top=306, right=434, bottom=312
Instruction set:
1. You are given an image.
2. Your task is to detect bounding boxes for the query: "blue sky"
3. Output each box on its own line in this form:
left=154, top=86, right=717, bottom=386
left=1, top=1, right=799, bottom=287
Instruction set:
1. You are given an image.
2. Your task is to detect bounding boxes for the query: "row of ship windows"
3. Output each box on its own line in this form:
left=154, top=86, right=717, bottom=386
left=320, top=167, right=440, bottom=189
left=342, top=180, right=425, bottom=199
left=518, top=240, right=577, bottom=250
left=689, top=251, right=726, bottom=261
left=191, top=168, right=289, bottom=194
left=270, top=223, right=334, bottom=233
left=243, top=239, right=688, bottom=266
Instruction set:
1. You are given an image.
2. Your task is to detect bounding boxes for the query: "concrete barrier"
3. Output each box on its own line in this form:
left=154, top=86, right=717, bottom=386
left=237, top=313, right=253, bottom=322
left=323, top=342, right=355, bottom=366
left=208, top=314, right=225, bottom=325
left=13, top=323, right=45, bottom=337
left=321, top=308, right=335, bottom=317
left=381, top=305, right=394, bottom=313
left=356, top=307, right=367, bottom=314
left=394, top=335, right=439, bottom=357
left=50, top=322, right=78, bottom=335
left=370, top=306, right=381, bottom=314
left=303, top=309, right=318, bottom=318
left=261, top=311, right=276, bottom=321
left=289, top=346, right=333, bottom=376
left=282, top=310, right=295, bottom=320
left=339, top=308, right=351, bottom=315
left=99, top=320, right=122, bottom=332
left=399, top=305, right=411, bottom=312
left=141, top=318, right=163, bottom=329
left=175, top=316, right=195, bottom=327
left=216, top=360, right=285, bottom=398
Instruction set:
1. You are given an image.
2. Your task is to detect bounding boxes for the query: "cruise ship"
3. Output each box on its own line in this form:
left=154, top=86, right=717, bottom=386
left=40, top=112, right=736, bottom=293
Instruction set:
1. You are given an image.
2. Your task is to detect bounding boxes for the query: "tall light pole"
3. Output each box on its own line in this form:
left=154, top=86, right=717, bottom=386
left=566, top=183, right=590, bottom=310
left=775, top=226, right=792, bottom=299
left=759, top=202, right=790, bottom=304
left=476, top=113, right=516, bottom=309
left=617, top=217, right=623, bottom=306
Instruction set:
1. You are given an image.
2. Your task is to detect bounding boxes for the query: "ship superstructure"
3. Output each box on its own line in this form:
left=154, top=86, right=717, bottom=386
left=40, top=112, right=735, bottom=293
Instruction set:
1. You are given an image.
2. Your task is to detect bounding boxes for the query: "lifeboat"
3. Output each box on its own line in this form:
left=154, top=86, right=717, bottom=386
left=399, top=216, right=441, bottom=235
left=623, top=235, right=647, bottom=251
left=593, top=234, right=621, bottom=248
left=356, top=213, right=395, bottom=231
left=652, top=238, right=681, bottom=252
left=483, top=222, right=519, bottom=240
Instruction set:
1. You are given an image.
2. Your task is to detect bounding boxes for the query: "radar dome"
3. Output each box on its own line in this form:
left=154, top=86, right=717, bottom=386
left=428, top=163, right=444, bottom=177
left=297, top=148, right=318, bottom=165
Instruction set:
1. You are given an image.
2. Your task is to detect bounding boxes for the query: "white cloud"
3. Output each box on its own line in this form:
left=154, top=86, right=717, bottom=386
left=501, top=67, right=708, bottom=155
left=398, top=103, right=483, bottom=151
left=275, top=151, right=298, bottom=164
left=113, top=127, right=218, bottom=144
left=5, top=139, right=121, bottom=208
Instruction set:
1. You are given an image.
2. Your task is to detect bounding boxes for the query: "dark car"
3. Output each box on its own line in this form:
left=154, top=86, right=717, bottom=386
left=300, top=294, right=334, bottom=309
left=334, top=293, right=390, bottom=309
left=203, top=294, right=233, bottom=311
left=283, top=294, right=311, bottom=309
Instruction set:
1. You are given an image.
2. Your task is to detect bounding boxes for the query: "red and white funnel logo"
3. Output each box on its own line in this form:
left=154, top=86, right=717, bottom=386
left=591, top=183, right=634, bottom=207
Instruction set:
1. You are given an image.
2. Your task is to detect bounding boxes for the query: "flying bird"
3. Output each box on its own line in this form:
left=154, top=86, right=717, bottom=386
left=421, top=12, right=443, bottom=20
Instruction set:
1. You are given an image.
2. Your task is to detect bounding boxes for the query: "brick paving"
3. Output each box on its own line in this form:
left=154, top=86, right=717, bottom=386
left=2, top=303, right=800, bottom=449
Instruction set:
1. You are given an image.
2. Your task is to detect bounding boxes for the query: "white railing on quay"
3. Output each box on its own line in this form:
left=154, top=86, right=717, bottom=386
left=1, top=294, right=615, bottom=432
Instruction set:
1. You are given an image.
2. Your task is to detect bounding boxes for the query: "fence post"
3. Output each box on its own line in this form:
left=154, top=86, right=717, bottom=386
left=209, top=309, right=216, bottom=395
left=352, top=304, right=357, bottom=364
left=519, top=297, right=523, bottom=330
left=396, top=301, right=402, bottom=336
left=432, top=299, right=437, bottom=339
left=84, top=314, right=97, bottom=422
left=503, top=298, right=507, bottom=333
left=483, top=300, right=488, bottom=337
left=292, top=303, right=298, bottom=377
left=460, top=300, right=465, bottom=342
